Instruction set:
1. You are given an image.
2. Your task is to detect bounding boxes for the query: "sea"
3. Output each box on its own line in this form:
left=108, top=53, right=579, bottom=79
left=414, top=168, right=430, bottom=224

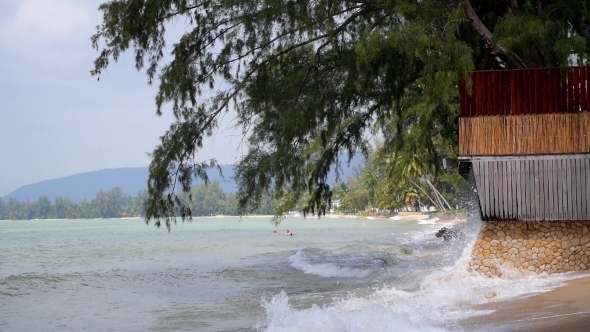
left=0, top=213, right=586, bottom=331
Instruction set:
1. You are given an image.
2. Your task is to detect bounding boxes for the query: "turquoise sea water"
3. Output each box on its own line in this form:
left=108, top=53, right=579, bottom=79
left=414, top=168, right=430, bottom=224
left=0, top=216, right=583, bottom=331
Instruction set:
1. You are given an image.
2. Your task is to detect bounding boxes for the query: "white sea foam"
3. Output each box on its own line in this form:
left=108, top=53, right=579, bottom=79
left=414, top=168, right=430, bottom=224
left=256, top=290, right=449, bottom=332
left=288, top=249, right=385, bottom=278
left=399, top=230, right=431, bottom=241
left=261, top=207, right=589, bottom=331
left=289, top=258, right=373, bottom=278
left=263, top=251, right=579, bottom=332
left=418, top=217, right=440, bottom=224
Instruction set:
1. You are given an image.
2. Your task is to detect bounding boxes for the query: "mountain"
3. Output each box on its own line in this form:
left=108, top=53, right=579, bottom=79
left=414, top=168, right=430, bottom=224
left=3, top=156, right=362, bottom=202
left=3, top=166, right=235, bottom=202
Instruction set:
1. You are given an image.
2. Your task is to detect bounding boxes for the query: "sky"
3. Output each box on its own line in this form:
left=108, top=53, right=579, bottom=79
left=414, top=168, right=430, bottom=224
left=0, top=0, right=243, bottom=196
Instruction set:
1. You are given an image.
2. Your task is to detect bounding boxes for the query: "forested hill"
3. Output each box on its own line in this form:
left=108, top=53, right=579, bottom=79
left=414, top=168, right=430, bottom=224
left=3, top=156, right=361, bottom=202
left=3, top=166, right=236, bottom=202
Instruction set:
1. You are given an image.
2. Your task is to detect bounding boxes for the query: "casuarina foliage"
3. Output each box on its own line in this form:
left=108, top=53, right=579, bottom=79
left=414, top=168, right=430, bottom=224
left=92, top=0, right=589, bottom=228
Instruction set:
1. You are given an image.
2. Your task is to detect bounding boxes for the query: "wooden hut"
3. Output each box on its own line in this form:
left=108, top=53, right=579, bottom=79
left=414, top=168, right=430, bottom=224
left=458, top=66, right=590, bottom=221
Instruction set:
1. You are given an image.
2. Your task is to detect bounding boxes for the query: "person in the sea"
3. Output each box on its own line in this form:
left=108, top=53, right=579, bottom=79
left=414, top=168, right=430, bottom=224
left=286, top=229, right=292, bottom=236
left=272, top=230, right=278, bottom=234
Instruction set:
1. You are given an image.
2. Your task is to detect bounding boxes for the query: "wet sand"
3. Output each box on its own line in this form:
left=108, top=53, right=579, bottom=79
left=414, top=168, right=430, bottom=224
left=458, top=274, right=590, bottom=331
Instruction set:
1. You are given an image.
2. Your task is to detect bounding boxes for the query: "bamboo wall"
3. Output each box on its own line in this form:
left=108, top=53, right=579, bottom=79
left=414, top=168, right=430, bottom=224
left=460, top=66, right=590, bottom=117
left=459, top=113, right=590, bottom=156
left=471, top=156, right=590, bottom=221
left=458, top=67, right=590, bottom=223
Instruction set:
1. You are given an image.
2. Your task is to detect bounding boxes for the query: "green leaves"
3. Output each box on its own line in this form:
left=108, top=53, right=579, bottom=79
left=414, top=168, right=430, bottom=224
left=92, top=0, right=590, bottom=226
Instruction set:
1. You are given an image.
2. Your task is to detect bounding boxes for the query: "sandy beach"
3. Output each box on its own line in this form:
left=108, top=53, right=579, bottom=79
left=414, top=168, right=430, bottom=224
left=457, top=273, right=590, bottom=331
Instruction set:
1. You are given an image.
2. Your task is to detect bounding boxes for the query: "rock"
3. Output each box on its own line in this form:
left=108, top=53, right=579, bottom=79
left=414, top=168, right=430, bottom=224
left=471, top=220, right=590, bottom=277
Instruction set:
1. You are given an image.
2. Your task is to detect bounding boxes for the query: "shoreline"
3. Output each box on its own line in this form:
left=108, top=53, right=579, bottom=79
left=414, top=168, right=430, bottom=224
left=0, top=217, right=144, bottom=222
left=0, top=212, right=466, bottom=223
left=458, top=273, right=590, bottom=331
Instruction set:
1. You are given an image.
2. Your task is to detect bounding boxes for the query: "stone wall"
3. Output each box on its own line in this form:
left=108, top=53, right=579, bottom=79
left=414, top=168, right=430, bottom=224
left=471, top=221, right=590, bottom=277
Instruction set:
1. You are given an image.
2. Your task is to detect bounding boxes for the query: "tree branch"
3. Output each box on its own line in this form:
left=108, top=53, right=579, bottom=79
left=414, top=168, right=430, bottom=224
left=461, top=0, right=527, bottom=68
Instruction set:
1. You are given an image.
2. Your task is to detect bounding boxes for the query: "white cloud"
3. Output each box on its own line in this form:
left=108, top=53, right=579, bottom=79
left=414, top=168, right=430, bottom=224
left=0, top=0, right=93, bottom=51
left=0, top=1, right=244, bottom=197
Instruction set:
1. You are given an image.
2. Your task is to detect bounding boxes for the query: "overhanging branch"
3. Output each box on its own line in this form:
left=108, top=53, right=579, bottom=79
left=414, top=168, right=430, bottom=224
left=461, top=0, right=527, bottom=68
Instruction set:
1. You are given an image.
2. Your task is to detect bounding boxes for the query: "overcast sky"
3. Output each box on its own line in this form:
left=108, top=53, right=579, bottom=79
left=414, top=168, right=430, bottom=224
left=0, top=0, right=244, bottom=196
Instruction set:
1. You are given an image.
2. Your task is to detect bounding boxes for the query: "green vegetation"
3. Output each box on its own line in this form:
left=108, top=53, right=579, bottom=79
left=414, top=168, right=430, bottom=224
left=91, top=0, right=589, bottom=228
left=331, top=148, right=469, bottom=215
left=0, top=151, right=467, bottom=220
left=0, top=182, right=276, bottom=220
left=0, top=188, right=146, bottom=220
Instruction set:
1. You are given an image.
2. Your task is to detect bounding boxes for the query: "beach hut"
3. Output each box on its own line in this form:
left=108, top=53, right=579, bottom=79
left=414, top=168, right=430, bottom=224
left=457, top=66, right=590, bottom=276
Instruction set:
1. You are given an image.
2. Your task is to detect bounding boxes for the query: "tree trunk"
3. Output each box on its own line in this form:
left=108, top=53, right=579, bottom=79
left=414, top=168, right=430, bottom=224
left=461, top=0, right=527, bottom=69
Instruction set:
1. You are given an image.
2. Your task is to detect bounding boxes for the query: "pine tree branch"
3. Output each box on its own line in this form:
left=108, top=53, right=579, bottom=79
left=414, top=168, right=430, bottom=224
left=563, top=8, right=590, bottom=40
left=508, top=0, right=519, bottom=11
left=460, top=0, right=527, bottom=68
left=155, top=2, right=207, bottom=24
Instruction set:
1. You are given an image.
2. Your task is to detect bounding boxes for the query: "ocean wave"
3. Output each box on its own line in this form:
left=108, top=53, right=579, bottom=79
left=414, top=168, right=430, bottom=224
left=261, top=210, right=590, bottom=331
left=256, top=290, right=449, bottom=332
left=260, top=257, right=584, bottom=332
left=288, top=248, right=388, bottom=278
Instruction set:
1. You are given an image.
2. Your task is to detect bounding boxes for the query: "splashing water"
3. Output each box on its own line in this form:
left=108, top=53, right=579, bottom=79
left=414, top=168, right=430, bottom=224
left=255, top=176, right=585, bottom=332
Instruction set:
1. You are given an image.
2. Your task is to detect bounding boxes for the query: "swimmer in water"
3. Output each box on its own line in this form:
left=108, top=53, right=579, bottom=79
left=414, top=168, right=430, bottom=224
left=286, top=229, right=292, bottom=236
left=272, top=230, right=278, bottom=234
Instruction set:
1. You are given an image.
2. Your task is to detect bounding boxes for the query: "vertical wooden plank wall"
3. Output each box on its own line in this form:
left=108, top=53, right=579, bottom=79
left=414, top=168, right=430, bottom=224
left=460, top=67, right=590, bottom=116
left=471, top=157, right=590, bottom=221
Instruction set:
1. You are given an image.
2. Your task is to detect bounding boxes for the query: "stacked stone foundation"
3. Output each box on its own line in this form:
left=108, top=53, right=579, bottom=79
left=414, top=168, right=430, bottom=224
left=471, top=220, right=590, bottom=277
